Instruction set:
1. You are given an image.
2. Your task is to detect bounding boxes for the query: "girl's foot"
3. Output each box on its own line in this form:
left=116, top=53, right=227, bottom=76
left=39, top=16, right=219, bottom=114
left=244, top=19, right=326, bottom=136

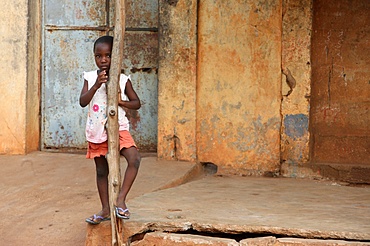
left=115, top=207, right=130, bottom=219
left=85, top=209, right=110, bottom=225
left=115, top=202, right=130, bottom=219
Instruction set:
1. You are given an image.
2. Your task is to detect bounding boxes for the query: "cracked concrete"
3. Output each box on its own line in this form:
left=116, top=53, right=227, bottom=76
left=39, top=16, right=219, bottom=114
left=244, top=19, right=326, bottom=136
left=121, top=176, right=370, bottom=243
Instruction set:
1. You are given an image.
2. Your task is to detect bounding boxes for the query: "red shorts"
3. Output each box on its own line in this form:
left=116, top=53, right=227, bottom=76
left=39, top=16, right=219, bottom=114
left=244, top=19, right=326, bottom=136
left=86, top=130, right=137, bottom=159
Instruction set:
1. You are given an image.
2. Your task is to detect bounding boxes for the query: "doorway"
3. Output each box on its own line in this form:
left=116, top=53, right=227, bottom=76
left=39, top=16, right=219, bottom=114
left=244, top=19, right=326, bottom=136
left=41, top=0, right=158, bottom=152
left=310, top=0, right=370, bottom=165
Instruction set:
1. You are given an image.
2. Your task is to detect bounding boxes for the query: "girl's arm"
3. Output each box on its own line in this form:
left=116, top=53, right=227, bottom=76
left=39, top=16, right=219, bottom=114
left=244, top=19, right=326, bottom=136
left=79, top=70, right=108, bottom=107
left=118, top=79, right=141, bottom=110
left=79, top=79, right=96, bottom=107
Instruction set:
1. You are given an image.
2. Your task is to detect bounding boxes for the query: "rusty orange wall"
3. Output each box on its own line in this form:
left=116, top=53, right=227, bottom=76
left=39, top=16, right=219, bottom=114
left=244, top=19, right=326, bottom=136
left=0, top=1, right=28, bottom=154
left=157, top=0, right=198, bottom=161
left=26, top=0, right=41, bottom=153
left=197, top=0, right=282, bottom=175
left=280, top=0, right=312, bottom=175
left=0, top=0, right=40, bottom=155
left=310, top=0, right=370, bottom=165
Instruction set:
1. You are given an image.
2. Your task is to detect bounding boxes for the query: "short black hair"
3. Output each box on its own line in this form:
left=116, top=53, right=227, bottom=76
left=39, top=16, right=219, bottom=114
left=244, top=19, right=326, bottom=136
left=93, top=35, right=113, bottom=52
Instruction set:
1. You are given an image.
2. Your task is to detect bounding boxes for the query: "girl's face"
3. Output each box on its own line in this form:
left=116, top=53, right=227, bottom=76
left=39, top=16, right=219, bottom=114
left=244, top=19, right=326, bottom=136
left=94, top=42, right=112, bottom=72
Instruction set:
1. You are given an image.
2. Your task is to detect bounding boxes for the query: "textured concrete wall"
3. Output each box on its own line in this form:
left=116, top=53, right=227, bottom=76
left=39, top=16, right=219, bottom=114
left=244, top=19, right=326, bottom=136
left=157, top=0, right=198, bottom=161
left=197, top=0, right=282, bottom=175
left=26, top=0, right=41, bottom=153
left=0, top=1, right=29, bottom=154
left=310, top=0, right=370, bottom=165
left=280, top=0, right=312, bottom=173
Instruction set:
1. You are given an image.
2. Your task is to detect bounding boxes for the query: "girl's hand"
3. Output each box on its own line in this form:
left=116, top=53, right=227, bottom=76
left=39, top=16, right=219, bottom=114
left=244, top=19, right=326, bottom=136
left=93, top=70, right=109, bottom=89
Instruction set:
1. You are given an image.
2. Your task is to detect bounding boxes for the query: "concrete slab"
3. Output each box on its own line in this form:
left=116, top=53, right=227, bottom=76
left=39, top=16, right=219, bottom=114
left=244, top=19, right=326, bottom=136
left=129, top=233, right=370, bottom=246
left=123, top=176, right=370, bottom=243
left=131, top=231, right=239, bottom=245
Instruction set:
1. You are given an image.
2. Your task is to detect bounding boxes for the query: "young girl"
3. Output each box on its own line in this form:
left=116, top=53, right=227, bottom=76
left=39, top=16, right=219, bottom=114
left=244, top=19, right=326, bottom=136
left=79, top=36, right=141, bottom=224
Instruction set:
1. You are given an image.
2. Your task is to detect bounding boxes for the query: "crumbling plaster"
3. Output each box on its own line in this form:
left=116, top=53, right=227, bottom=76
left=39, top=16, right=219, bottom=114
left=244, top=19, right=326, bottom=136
left=0, top=0, right=29, bottom=154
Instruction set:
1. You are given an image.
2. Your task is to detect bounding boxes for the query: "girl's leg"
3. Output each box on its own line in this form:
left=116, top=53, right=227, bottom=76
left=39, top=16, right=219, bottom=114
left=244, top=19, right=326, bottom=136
left=93, top=156, right=110, bottom=217
left=116, top=147, right=141, bottom=211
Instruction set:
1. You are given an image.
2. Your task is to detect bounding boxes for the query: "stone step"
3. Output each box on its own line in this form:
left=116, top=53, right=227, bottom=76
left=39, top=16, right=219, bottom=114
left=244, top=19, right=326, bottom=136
left=130, top=232, right=370, bottom=246
left=86, top=225, right=370, bottom=246
left=281, top=162, right=370, bottom=184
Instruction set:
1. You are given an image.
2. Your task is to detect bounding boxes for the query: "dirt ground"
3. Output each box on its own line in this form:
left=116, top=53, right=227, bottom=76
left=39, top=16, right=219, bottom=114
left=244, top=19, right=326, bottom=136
left=0, top=152, right=100, bottom=245
left=0, top=151, right=196, bottom=246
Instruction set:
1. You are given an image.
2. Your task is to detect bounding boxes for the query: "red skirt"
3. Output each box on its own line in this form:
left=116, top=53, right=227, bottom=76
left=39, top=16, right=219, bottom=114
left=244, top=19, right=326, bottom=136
left=86, top=130, right=137, bottom=159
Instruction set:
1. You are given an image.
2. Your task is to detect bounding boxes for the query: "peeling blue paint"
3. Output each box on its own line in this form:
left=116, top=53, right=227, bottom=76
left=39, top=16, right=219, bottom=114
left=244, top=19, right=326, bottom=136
left=221, top=101, right=242, bottom=114
left=284, top=114, right=308, bottom=140
left=230, top=116, right=280, bottom=152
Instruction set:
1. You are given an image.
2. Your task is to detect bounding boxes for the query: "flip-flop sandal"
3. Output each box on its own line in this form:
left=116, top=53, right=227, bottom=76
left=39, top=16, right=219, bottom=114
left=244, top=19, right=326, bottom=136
left=85, top=214, right=111, bottom=225
left=115, top=207, right=130, bottom=219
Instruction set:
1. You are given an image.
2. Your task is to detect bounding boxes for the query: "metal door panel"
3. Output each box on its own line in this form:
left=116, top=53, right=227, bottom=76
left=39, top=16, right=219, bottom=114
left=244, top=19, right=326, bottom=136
left=126, top=71, right=158, bottom=151
left=121, top=31, right=158, bottom=151
left=43, top=31, right=102, bottom=149
left=123, top=32, right=158, bottom=68
left=45, top=0, right=107, bottom=26
left=126, top=0, right=158, bottom=28
left=119, top=1, right=159, bottom=151
left=108, top=0, right=158, bottom=28
left=42, top=0, right=158, bottom=151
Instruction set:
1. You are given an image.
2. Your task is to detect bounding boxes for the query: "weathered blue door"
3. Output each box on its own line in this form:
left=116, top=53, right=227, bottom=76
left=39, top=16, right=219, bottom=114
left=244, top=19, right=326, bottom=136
left=42, top=0, right=158, bottom=152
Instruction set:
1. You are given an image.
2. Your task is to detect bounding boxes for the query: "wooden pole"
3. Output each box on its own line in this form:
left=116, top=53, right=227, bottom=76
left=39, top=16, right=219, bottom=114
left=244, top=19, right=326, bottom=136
left=106, top=0, right=125, bottom=245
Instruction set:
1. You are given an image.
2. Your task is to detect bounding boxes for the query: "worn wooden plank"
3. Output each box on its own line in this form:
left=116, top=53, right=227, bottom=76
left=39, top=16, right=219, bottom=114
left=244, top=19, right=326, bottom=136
left=106, top=0, right=126, bottom=245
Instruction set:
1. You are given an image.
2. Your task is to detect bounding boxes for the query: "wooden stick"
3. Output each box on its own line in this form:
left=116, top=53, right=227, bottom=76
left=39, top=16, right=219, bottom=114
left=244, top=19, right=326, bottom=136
left=106, top=0, right=125, bottom=245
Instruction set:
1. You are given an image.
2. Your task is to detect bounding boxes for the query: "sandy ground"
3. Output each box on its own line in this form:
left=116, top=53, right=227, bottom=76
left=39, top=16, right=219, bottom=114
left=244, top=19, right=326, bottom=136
left=0, top=151, right=196, bottom=246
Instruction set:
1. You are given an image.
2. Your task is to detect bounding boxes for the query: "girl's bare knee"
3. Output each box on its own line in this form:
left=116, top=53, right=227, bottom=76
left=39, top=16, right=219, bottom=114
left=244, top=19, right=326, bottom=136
left=94, top=157, right=109, bottom=178
left=128, top=152, right=141, bottom=169
left=122, top=147, right=141, bottom=169
left=128, top=153, right=140, bottom=169
left=134, top=154, right=141, bottom=169
left=96, top=165, right=109, bottom=178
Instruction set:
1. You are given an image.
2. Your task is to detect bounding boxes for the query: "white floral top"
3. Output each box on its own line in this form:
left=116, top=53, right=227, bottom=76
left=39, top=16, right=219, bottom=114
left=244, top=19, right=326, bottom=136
left=83, top=70, right=130, bottom=143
